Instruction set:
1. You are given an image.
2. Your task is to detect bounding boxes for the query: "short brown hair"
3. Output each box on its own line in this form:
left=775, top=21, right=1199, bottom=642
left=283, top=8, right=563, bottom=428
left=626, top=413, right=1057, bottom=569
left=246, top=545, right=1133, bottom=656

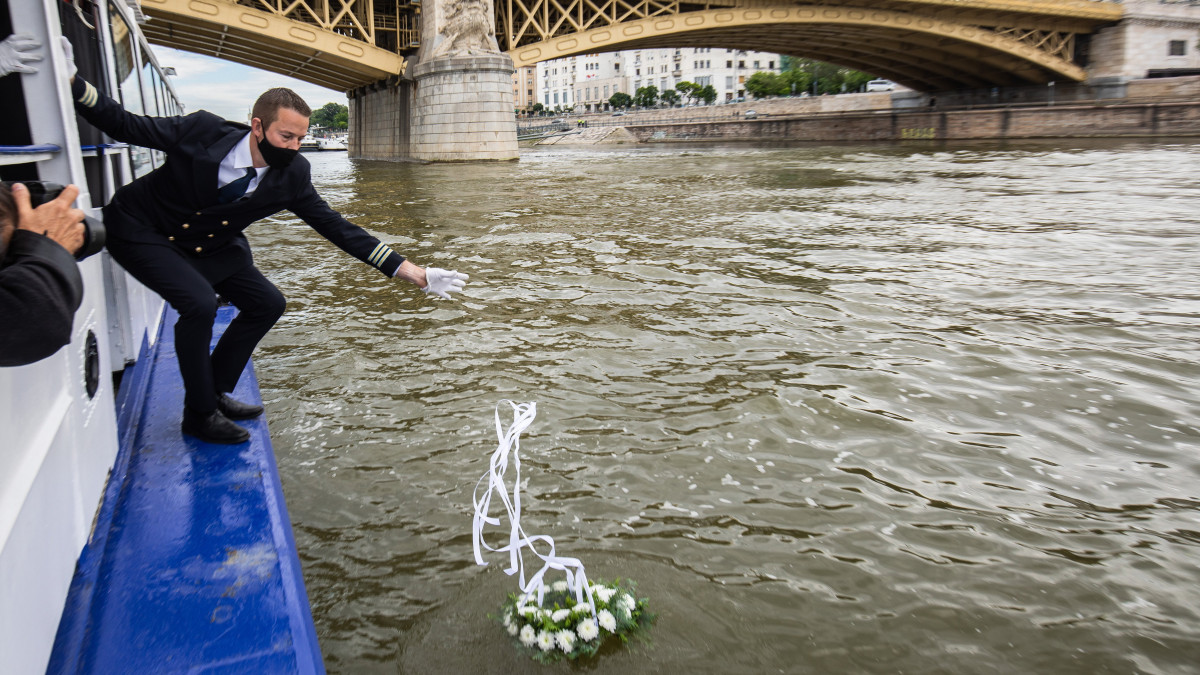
left=251, top=88, right=311, bottom=130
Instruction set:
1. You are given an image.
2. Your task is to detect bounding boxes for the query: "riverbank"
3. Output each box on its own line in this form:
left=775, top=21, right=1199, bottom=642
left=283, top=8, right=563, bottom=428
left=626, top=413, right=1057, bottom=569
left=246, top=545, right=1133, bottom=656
left=528, top=75, right=1200, bottom=145
left=612, top=99, right=1200, bottom=144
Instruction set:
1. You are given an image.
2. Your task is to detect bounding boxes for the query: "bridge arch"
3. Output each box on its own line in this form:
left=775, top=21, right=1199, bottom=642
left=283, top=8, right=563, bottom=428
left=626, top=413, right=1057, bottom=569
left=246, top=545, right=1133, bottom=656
left=507, top=6, right=1092, bottom=91
left=140, top=0, right=407, bottom=91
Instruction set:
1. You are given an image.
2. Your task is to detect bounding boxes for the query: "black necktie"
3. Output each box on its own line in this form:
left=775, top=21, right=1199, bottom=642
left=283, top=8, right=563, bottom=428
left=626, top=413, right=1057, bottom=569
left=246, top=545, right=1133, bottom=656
left=218, top=167, right=255, bottom=204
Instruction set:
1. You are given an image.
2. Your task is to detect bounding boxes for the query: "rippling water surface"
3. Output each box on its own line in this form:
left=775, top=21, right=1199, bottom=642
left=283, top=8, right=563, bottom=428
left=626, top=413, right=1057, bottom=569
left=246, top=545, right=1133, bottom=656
left=249, top=141, right=1200, bottom=673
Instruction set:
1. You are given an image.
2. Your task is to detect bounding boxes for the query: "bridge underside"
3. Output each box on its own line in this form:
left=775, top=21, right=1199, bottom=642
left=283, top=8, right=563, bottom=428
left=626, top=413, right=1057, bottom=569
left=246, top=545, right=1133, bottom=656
left=502, top=1, right=1124, bottom=91
left=139, top=0, right=405, bottom=91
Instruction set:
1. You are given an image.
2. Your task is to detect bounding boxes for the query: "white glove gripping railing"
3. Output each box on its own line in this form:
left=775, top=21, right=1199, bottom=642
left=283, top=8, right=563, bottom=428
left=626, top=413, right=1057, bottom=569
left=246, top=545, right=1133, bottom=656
left=472, top=401, right=596, bottom=612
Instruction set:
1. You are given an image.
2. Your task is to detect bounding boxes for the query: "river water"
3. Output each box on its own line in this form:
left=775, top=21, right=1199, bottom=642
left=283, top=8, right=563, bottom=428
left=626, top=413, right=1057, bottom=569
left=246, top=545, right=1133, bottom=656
left=248, top=140, right=1200, bottom=674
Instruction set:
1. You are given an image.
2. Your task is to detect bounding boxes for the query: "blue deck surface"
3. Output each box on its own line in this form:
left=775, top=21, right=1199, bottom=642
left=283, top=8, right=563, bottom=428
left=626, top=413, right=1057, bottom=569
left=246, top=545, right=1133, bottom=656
left=49, top=306, right=324, bottom=674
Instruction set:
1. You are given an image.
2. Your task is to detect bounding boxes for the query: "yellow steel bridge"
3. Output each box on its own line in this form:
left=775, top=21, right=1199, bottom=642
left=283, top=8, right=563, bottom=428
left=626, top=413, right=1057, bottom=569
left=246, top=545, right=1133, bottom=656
left=137, top=0, right=1124, bottom=91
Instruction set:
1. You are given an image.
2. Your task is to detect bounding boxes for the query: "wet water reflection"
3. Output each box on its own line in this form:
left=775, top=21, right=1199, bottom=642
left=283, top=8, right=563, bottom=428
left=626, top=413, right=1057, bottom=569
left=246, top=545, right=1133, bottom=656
left=250, top=140, right=1200, bottom=673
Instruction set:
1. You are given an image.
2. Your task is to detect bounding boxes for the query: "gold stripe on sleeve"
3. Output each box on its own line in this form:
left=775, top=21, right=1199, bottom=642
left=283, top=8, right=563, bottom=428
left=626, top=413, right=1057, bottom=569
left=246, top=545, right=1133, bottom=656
left=80, top=82, right=99, bottom=107
left=368, top=243, right=393, bottom=268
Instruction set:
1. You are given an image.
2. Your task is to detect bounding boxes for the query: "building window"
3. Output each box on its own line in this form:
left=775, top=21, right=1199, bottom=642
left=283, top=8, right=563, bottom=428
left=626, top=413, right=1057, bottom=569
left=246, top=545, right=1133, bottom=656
left=726, top=76, right=733, bottom=89
left=753, top=61, right=760, bottom=69
left=768, top=61, right=774, bottom=69
left=727, top=60, right=733, bottom=68
left=1169, top=40, right=1186, bottom=56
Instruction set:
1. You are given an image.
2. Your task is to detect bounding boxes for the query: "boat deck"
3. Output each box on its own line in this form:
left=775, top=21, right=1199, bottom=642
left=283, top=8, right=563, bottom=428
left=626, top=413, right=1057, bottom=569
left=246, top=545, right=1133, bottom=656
left=48, top=306, right=324, bottom=674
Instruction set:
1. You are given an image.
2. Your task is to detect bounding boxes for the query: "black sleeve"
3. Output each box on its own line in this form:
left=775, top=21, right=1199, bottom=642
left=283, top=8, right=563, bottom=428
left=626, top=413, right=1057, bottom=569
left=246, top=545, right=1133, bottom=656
left=0, top=231, right=85, bottom=367
left=71, top=76, right=197, bottom=152
left=289, top=173, right=405, bottom=278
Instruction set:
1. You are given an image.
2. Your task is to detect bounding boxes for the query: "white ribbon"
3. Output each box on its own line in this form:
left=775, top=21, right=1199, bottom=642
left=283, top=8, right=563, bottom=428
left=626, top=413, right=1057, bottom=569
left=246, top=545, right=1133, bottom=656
left=472, top=401, right=596, bottom=611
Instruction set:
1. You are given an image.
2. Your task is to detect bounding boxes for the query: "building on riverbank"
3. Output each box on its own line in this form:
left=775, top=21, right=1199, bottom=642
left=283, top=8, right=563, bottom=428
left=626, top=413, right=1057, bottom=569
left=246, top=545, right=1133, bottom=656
left=534, top=47, right=783, bottom=113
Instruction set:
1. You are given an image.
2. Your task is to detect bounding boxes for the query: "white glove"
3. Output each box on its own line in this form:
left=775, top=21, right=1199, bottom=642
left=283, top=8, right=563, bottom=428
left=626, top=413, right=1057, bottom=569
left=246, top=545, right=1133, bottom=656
left=423, top=268, right=469, bottom=299
left=0, top=33, right=42, bottom=76
left=59, top=36, right=76, bottom=81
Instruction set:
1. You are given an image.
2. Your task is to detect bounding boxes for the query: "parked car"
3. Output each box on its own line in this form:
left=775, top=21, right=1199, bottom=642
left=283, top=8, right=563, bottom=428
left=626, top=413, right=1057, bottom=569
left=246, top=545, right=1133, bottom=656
left=612, top=111, right=627, bottom=116
left=744, top=110, right=758, bottom=119
left=866, top=79, right=896, bottom=92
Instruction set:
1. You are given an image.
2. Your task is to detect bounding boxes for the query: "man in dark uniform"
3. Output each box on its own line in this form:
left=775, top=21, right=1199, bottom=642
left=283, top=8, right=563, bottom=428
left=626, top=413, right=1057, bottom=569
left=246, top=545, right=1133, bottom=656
left=63, top=42, right=468, bottom=444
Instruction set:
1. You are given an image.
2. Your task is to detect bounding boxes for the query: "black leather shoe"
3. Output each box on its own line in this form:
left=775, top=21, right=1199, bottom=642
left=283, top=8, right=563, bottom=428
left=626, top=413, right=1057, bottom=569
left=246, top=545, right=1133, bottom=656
left=217, top=393, right=264, bottom=420
left=182, top=407, right=250, bottom=444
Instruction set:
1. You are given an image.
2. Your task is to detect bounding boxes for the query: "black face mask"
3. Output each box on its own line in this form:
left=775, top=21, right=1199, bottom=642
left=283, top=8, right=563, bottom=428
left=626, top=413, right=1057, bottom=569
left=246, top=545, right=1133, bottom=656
left=257, top=132, right=298, bottom=169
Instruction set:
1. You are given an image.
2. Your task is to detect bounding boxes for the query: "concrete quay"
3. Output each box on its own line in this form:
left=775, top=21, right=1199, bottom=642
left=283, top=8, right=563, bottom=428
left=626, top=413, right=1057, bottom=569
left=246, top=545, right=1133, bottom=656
left=530, top=77, right=1200, bottom=145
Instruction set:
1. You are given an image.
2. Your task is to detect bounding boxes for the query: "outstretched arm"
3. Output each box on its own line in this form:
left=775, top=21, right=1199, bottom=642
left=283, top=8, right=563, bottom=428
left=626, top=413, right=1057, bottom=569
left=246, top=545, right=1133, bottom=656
left=291, top=184, right=469, bottom=299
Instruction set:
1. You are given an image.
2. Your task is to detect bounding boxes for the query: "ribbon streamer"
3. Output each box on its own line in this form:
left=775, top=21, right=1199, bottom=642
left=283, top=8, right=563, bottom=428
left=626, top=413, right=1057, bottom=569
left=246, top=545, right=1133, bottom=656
left=472, top=401, right=596, bottom=611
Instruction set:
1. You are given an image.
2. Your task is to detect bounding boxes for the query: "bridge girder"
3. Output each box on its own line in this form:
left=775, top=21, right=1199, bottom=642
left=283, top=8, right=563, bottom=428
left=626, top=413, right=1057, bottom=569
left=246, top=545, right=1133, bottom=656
left=139, top=0, right=408, bottom=91
left=501, top=2, right=1125, bottom=90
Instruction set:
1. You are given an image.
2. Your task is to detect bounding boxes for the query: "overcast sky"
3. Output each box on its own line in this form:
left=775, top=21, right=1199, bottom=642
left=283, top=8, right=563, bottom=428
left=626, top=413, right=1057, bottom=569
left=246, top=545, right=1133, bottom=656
left=154, top=47, right=346, bottom=122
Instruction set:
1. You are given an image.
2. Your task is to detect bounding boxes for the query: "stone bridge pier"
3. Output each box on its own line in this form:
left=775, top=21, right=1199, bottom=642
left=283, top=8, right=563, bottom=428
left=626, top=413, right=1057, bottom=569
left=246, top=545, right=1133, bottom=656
left=348, top=0, right=517, bottom=162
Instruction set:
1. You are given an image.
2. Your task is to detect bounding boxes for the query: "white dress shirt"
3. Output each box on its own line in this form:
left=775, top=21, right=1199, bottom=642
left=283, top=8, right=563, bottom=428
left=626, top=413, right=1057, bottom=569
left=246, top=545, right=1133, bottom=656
left=216, top=132, right=266, bottom=198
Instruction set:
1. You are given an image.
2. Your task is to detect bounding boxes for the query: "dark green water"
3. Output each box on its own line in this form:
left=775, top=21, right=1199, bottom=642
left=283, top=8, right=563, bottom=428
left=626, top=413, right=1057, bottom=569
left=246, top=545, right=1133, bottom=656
left=249, top=141, right=1200, bottom=674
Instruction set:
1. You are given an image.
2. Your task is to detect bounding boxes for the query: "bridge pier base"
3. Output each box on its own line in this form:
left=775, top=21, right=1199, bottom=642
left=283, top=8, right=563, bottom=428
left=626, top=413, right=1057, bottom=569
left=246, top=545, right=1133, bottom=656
left=410, top=54, right=518, bottom=162
left=347, top=78, right=412, bottom=161
left=347, top=56, right=518, bottom=163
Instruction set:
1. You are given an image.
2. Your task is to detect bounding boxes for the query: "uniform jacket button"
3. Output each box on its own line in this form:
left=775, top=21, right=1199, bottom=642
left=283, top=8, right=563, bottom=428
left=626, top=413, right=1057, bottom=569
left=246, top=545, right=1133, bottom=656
left=221, top=220, right=229, bottom=226
left=182, top=223, right=190, bottom=229
left=195, top=246, right=202, bottom=253
left=168, top=236, right=175, bottom=241
left=208, top=233, right=214, bottom=238
left=195, top=211, right=202, bottom=215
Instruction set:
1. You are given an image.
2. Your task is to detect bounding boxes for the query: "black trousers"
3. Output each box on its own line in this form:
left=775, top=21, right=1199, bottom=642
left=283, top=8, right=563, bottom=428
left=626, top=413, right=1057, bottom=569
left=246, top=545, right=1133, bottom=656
left=107, top=237, right=285, bottom=413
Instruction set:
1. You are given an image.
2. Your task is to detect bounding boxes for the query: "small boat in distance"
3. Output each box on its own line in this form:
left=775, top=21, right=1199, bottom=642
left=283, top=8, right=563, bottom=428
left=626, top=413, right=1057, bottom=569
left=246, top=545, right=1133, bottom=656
left=317, top=135, right=347, bottom=151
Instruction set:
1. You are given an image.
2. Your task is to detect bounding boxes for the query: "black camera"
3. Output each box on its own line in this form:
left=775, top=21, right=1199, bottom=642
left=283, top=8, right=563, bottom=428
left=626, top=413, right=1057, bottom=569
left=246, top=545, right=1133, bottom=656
left=2, top=180, right=106, bottom=260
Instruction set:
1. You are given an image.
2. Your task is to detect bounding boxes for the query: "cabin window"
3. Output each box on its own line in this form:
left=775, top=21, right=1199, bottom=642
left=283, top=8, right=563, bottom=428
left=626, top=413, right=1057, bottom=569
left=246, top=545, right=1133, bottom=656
left=1168, top=40, right=1186, bottom=56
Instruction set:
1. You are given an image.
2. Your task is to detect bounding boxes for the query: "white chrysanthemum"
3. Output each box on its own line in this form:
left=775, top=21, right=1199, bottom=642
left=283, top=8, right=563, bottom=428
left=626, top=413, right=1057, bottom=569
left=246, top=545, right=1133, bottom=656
left=598, top=609, right=617, bottom=632
left=537, top=630, right=554, bottom=652
left=551, top=580, right=569, bottom=592
left=555, top=629, right=576, bottom=653
left=519, top=624, right=537, bottom=647
left=595, top=586, right=617, bottom=603
left=541, top=609, right=555, bottom=621
left=573, top=602, right=594, bottom=615
left=618, top=594, right=636, bottom=614
left=577, top=618, right=599, bottom=642
left=551, top=608, right=571, bottom=623
left=520, top=606, right=539, bottom=618
left=507, top=620, right=519, bottom=636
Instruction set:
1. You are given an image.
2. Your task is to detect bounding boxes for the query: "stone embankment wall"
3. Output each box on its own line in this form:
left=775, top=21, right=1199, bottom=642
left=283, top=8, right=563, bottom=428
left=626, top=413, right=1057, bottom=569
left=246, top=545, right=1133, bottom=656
left=533, top=76, right=1199, bottom=144
left=621, top=100, right=1200, bottom=143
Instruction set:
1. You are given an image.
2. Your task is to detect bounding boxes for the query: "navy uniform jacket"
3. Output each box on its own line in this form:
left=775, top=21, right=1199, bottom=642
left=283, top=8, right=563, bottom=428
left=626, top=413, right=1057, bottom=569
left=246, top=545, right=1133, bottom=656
left=70, top=77, right=403, bottom=282
left=0, top=230, right=84, bottom=367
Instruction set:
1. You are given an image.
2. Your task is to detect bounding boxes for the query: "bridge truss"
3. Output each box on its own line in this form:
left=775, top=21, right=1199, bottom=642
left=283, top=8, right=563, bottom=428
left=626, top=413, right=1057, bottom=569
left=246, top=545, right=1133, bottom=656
left=136, top=0, right=1123, bottom=91
left=496, top=0, right=1124, bottom=89
left=139, top=0, right=417, bottom=90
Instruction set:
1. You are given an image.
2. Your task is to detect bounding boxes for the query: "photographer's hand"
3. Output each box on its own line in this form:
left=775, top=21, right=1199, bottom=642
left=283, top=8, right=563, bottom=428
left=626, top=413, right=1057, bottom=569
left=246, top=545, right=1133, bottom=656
left=13, top=183, right=85, bottom=256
